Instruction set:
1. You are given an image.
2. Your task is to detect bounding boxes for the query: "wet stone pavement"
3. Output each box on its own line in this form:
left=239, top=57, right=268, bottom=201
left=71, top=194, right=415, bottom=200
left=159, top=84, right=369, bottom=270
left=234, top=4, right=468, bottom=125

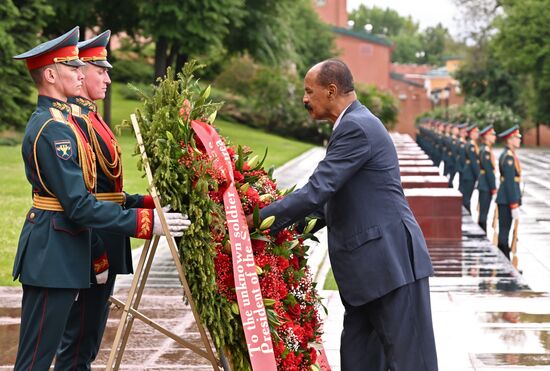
left=2, top=147, right=550, bottom=370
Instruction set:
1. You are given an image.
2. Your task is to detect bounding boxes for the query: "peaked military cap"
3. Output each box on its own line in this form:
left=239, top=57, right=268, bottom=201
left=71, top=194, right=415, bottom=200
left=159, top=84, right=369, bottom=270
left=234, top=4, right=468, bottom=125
left=78, top=30, right=112, bottom=68
left=466, top=124, right=478, bottom=133
left=498, top=125, right=521, bottom=140
left=457, top=123, right=468, bottom=129
left=479, top=125, right=495, bottom=137
left=13, top=26, right=85, bottom=71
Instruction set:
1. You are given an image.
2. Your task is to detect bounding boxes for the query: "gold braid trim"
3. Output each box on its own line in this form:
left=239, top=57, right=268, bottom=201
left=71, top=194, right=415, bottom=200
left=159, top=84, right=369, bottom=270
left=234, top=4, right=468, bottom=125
left=76, top=108, right=122, bottom=182
left=50, top=107, right=96, bottom=191
left=33, top=119, right=56, bottom=197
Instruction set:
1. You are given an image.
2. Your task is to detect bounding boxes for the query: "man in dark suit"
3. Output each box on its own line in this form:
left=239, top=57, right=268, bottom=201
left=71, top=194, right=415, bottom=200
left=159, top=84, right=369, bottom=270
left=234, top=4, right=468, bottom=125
left=248, top=59, right=438, bottom=370
left=12, top=27, right=189, bottom=370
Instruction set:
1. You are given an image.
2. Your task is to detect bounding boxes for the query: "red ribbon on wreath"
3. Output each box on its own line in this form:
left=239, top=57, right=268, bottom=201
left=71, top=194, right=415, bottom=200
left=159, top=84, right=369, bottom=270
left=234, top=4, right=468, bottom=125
left=192, top=120, right=277, bottom=370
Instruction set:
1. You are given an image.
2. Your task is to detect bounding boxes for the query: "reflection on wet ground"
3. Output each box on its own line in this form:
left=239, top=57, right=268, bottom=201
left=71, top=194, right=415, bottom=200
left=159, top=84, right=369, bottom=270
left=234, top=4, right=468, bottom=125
left=2, top=148, right=550, bottom=369
left=475, top=353, right=550, bottom=367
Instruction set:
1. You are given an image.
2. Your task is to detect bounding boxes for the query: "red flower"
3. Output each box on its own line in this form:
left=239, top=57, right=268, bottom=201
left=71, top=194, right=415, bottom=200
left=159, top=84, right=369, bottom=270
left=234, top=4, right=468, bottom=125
left=290, top=255, right=299, bottom=270
left=227, top=147, right=235, bottom=159
left=233, top=170, right=244, bottom=183
left=275, top=229, right=293, bottom=245
left=288, top=303, right=302, bottom=318
left=309, top=347, right=317, bottom=364
left=277, top=256, right=290, bottom=270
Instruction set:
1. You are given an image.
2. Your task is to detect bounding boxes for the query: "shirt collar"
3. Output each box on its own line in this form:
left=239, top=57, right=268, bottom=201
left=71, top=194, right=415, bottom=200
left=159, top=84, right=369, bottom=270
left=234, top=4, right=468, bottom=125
left=333, top=103, right=353, bottom=131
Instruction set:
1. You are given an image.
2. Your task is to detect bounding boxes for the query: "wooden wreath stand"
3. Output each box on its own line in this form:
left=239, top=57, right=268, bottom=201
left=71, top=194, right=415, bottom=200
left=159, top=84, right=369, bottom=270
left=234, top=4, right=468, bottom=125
left=105, top=114, right=229, bottom=370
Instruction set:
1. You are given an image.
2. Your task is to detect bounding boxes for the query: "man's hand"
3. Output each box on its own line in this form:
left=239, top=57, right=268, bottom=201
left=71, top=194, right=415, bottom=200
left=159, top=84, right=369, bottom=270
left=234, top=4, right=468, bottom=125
left=153, top=209, right=191, bottom=237
left=511, top=207, right=520, bottom=221
left=95, top=269, right=108, bottom=284
left=246, top=214, right=254, bottom=229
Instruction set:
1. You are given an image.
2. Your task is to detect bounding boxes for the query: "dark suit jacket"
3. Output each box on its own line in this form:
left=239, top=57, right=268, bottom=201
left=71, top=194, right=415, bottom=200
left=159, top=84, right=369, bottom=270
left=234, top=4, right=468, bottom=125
left=260, top=100, right=433, bottom=306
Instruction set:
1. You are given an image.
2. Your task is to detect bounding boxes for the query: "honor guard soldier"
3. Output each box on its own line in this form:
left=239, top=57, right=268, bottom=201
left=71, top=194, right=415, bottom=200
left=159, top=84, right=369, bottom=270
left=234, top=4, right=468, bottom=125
left=496, top=125, right=522, bottom=260
left=54, top=30, right=155, bottom=369
left=444, top=123, right=458, bottom=187
left=477, top=125, right=497, bottom=232
left=432, top=121, right=443, bottom=167
left=12, top=27, right=190, bottom=370
left=455, top=123, right=468, bottom=189
left=459, top=124, right=480, bottom=213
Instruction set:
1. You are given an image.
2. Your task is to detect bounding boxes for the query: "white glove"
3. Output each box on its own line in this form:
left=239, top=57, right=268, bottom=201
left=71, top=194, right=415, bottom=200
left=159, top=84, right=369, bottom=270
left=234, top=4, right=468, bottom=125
left=511, top=208, right=520, bottom=221
left=96, top=269, right=109, bottom=284
left=153, top=209, right=190, bottom=237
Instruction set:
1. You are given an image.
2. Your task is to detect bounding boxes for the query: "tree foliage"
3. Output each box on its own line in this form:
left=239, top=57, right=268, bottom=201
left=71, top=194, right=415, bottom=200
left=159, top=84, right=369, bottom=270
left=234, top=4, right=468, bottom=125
left=492, top=0, right=550, bottom=125
left=0, top=0, right=53, bottom=131
left=348, top=4, right=463, bottom=64
left=454, top=49, right=523, bottom=115
left=223, top=0, right=334, bottom=76
left=139, top=0, right=245, bottom=80
left=419, top=99, right=522, bottom=134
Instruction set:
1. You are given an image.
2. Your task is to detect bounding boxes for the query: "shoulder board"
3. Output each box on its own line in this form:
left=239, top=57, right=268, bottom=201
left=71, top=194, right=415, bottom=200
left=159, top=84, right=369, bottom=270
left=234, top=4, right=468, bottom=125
left=70, top=104, right=83, bottom=118
left=49, top=108, right=69, bottom=125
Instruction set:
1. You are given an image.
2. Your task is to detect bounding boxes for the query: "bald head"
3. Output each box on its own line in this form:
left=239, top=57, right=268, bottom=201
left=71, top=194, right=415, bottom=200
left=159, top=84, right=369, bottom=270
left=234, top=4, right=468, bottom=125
left=303, top=59, right=357, bottom=123
left=310, top=59, right=355, bottom=95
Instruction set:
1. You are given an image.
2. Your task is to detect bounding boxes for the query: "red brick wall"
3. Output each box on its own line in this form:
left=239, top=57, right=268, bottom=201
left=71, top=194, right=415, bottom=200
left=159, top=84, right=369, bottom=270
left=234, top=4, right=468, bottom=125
left=522, top=125, right=550, bottom=147
left=335, top=35, right=391, bottom=89
left=391, top=63, right=435, bottom=75
left=390, top=79, right=432, bottom=137
left=312, top=0, right=348, bottom=28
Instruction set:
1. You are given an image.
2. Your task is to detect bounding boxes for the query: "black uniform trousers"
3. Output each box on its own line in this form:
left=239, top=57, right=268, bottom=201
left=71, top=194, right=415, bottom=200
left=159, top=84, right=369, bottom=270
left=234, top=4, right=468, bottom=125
left=55, top=276, right=116, bottom=370
left=340, top=277, right=438, bottom=371
left=478, top=190, right=492, bottom=232
left=460, top=179, right=475, bottom=213
left=448, top=168, right=456, bottom=187
left=497, top=204, right=512, bottom=260
left=14, top=285, right=78, bottom=371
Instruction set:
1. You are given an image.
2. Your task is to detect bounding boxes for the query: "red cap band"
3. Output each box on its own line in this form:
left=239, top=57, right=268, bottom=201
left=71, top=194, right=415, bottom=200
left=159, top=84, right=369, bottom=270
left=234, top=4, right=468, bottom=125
left=79, top=46, right=107, bottom=61
left=25, top=45, right=79, bottom=70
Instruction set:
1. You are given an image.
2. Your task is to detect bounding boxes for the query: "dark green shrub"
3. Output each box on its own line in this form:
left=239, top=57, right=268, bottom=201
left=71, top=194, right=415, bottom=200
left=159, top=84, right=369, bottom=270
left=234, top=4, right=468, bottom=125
left=110, top=59, right=154, bottom=84
left=118, top=83, right=154, bottom=101
left=355, top=84, right=399, bottom=130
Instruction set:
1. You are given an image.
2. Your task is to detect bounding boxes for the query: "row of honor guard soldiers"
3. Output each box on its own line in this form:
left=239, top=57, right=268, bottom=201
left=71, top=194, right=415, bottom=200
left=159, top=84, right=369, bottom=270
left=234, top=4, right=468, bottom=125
left=417, top=119, right=523, bottom=261
left=11, top=27, right=191, bottom=369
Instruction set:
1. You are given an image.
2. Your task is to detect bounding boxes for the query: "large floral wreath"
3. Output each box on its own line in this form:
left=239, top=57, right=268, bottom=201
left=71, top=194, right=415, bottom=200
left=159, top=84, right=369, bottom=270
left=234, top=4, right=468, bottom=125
left=132, top=62, right=326, bottom=370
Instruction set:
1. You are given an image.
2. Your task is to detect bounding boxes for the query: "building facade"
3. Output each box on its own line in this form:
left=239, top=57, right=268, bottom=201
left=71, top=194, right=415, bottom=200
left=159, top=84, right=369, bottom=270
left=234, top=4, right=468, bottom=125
left=312, top=0, right=464, bottom=137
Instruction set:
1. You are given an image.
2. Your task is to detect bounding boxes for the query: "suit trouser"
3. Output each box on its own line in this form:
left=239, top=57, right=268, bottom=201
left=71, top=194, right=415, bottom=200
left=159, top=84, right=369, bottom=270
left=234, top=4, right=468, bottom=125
left=54, top=276, right=116, bottom=370
left=14, top=285, right=78, bottom=371
left=497, top=204, right=512, bottom=259
left=460, top=179, right=475, bottom=213
left=340, top=278, right=438, bottom=371
left=478, top=190, right=491, bottom=232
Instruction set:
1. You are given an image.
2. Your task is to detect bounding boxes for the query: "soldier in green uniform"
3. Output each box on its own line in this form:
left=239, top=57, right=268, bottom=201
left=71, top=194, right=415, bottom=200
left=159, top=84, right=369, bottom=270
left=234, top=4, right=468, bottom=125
left=496, top=125, right=522, bottom=260
left=432, top=121, right=443, bottom=168
left=455, top=123, right=468, bottom=190
left=54, top=30, right=157, bottom=369
left=447, top=123, right=461, bottom=187
left=477, top=125, right=497, bottom=232
left=459, top=125, right=480, bottom=213
left=12, top=27, right=190, bottom=370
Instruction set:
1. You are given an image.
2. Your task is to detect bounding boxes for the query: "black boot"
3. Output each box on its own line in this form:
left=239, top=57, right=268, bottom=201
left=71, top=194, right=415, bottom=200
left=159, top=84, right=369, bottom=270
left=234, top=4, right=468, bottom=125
left=498, top=243, right=510, bottom=260
left=479, top=221, right=487, bottom=232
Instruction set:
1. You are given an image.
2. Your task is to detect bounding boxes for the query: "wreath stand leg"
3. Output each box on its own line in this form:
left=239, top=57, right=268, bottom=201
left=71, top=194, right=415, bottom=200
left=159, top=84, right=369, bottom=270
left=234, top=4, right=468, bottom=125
left=105, top=114, right=227, bottom=370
